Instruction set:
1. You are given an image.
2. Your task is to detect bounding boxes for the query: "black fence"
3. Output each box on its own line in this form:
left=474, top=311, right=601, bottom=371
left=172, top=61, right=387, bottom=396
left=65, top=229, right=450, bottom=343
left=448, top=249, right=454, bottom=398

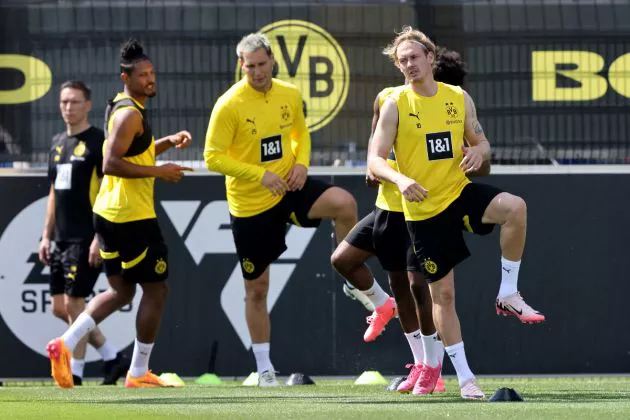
left=0, top=0, right=629, bottom=166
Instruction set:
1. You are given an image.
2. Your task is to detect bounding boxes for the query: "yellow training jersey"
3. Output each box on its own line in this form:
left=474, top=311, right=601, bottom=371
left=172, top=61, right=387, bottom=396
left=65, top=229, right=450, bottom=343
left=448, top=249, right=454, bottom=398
left=374, top=86, right=404, bottom=213
left=93, top=93, right=156, bottom=223
left=204, top=78, right=310, bottom=217
left=392, top=82, right=469, bottom=221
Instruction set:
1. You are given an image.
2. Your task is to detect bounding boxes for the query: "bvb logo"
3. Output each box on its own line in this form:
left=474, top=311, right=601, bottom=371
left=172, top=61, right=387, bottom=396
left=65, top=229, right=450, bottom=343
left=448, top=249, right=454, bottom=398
left=242, top=258, right=255, bottom=274
left=445, top=102, right=459, bottom=119
left=235, top=20, right=350, bottom=132
left=73, top=141, right=86, bottom=157
left=423, top=258, right=438, bottom=275
left=281, top=105, right=290, bottom=121
left=155, top=258, right=167, bottom=275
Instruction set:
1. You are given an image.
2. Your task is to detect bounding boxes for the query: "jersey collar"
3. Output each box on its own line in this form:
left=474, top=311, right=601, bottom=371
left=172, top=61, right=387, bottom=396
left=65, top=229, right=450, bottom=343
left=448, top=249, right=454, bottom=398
left=242, top=78, right=275, bottom=98
left=113, top=92, right=145, bottom=109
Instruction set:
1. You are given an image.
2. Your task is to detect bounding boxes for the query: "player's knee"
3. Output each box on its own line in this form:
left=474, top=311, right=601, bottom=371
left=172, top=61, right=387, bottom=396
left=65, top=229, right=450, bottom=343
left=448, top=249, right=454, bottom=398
left=331, top=189, right=357, bottom=221
left=388, top=272, right=410, bottom=294
left=506, top=195, right=527, bottom=224
left=64, top=297, right=85, bottom=317
left=246, top=282, right=268, bottom=303
left=432, top=287, right=455, bottom=306
left=147, top=282, right=169, bottom=303
left=330, top=246, right=354, bottom=274
left=109, top=276, right=137, bottom=304
left=51, top=303, right=67, bottom=321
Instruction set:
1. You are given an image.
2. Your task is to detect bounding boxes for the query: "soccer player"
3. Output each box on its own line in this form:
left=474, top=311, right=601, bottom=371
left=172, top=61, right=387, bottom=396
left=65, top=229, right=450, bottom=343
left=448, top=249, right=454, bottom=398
left=369, top=27, right=545, bottom=399
left=46, top=39, right=192, bottom=389
left=333, top=47, right=478, bottom=395
left=39, top=80, right=129, bottom=386
left=204, top=33, right=360, bottom=387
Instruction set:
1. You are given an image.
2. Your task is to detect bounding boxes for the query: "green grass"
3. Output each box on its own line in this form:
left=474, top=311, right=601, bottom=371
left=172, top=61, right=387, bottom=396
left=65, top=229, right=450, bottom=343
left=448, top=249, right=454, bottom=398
left=0, top=377, right=628, bottom=419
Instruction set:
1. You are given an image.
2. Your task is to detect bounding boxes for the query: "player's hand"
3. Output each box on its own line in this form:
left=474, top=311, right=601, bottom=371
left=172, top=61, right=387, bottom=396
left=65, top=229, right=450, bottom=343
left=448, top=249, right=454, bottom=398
left=286, top=164, right=307, bottom=191
left=157, top=163, right=193, bottom=182
left=365, top=168, right=381, bottom=188
left=261, top=170, right=290, bottom=196
left=396, top=175, right=428, bottom=202
left=460, top=145, right=484, bottom=174
left=169, top=131, right=192, bottom=149
left=88, top=238, right=102, bottom=268
left=38, top=238, right=51, bottom=265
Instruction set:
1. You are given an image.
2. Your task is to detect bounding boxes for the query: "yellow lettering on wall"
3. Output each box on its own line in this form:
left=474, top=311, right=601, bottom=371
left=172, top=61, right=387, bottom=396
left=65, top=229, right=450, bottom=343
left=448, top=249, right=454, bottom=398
left=608, top=53, right=630, bottom=99
left=532, top=51, right=607, bottom=101
left=0, top=55, right=52, bottom=104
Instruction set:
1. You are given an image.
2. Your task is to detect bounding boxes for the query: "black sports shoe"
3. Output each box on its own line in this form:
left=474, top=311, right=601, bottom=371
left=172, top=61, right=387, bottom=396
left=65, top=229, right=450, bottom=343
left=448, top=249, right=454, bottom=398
left=72, top=375, right=83, bottom=386
left=101, top=352, right=130, bottom=385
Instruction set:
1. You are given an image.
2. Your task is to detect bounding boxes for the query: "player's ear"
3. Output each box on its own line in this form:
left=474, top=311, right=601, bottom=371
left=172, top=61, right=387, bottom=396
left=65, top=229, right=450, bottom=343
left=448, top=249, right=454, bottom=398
left=120, top=72, right=128, bottom=84
left=427, top=51, right=435, bottom=65
left=86, top=100, right=92, bottom=113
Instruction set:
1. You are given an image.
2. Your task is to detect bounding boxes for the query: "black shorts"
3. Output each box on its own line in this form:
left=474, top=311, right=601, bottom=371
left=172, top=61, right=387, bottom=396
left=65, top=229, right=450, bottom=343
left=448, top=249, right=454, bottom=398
left=231, top=177, right=332, bottom=280
left=94, top=214, right=168, bottom=284
left=372, top=208, right=420, bottom=272
left=407, top=182, right=502, bottom=282
left=50, top=240, right=101, bottom=298
left=344, top=211, right=376, bottom=254
left=344, top=209, right=418, bottom=272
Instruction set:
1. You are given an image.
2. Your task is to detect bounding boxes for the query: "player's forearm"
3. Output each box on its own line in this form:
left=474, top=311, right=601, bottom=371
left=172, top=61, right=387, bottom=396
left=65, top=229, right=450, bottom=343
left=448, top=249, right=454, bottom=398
left=204, top=150, right=265, bottom=182
left=103, top=155, right=159, bottom=179
left=154, top=137, right=174, bottom=156
left=368, top=156, right=401, bottom=185
left=366, top=134, right=375, bottom=161
left=42, top=192, right=55, bottom=240
left=42, top=213, right=55, bottom=240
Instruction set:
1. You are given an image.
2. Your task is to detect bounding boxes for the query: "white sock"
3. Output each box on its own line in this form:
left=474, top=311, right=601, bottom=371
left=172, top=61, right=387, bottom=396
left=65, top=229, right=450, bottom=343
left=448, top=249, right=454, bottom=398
left=96, top=340, right=118, bottom=362
left=252, top=342, right=274, bottom=374
left=445, top=342, right=475, bottom=387
left=421, top=332, right=441, bottom=368
left=497, top=257, right=520, bottom=298
left=70, top=358, right=85, bottom=378
left=129, top=339, right=154, bottom=377
left=62, top=313, right=96, bottom=352
left=404, top=330, right=425, bottom=365
left=436, top=338, right=445, bottom=377
left=360, top=279, right=389, bottom=308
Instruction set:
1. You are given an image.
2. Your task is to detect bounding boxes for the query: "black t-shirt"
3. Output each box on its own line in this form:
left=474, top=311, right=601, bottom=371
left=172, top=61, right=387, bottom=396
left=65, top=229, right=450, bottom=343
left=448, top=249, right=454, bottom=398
left=48, top=126, right=104, bottom=242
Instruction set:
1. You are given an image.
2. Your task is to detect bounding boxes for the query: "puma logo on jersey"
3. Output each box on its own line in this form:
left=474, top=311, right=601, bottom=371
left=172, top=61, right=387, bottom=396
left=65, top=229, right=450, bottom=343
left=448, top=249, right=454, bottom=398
left=409, top=113, right=422, bottom=128
left=245, top=118, right=257, bottom=135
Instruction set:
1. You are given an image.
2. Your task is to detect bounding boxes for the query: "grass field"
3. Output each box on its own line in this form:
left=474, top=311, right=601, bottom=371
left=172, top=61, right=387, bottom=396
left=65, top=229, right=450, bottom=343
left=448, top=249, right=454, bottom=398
left=0, top=377, right=628, bottom=419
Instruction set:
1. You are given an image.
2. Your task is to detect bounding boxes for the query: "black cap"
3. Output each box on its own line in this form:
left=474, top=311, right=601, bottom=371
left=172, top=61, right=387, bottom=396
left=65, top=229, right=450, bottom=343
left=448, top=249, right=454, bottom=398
left=489, top=387, right=524, bottom=402
left=286, top=373, right=316, bottom=386
left=386, top=376, right=407, bottom=392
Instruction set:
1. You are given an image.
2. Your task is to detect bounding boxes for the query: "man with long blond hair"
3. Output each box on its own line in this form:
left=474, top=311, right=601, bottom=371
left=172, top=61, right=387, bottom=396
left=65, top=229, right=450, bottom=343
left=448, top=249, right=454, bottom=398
left=369, top=27, right=545, bottom=399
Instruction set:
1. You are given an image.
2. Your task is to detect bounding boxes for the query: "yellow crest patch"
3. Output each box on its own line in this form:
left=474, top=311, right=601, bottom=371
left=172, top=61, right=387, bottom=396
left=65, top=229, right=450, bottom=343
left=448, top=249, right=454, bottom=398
left=423, top=258, right=438, bottom=275
left=155, top=258, right=167, bottom=275
left=242, top=259, right=255, bottom=274
left=73, top=141, right=86, bottom=157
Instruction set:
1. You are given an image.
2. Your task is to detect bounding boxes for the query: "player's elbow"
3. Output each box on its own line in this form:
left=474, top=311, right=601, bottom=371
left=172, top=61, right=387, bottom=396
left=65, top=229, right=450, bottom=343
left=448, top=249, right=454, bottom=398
left=367, top=155, right=382, bottom=173
left=102, top=155, right=118, bottom=176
